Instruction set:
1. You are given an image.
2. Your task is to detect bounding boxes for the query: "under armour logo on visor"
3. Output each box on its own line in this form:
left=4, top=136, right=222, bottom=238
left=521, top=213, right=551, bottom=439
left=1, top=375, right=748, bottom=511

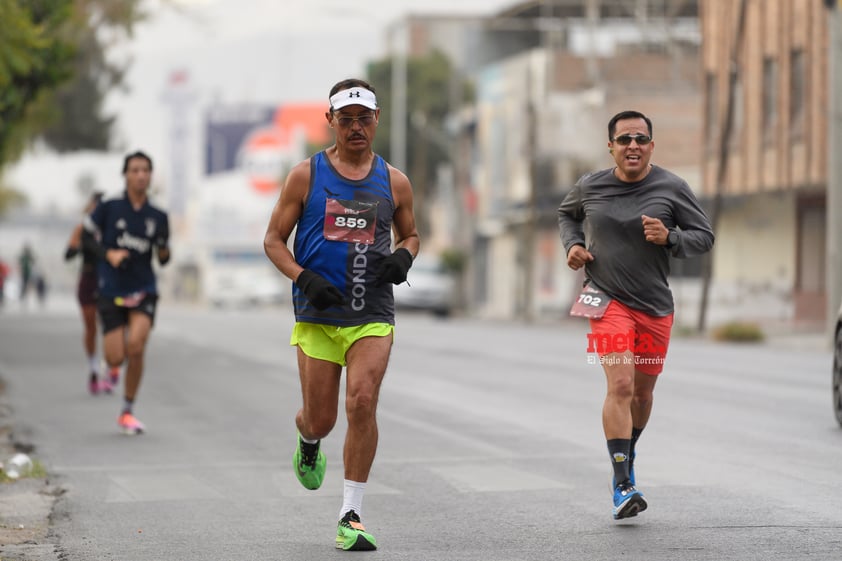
left=330, top=87, right=378, bottom=111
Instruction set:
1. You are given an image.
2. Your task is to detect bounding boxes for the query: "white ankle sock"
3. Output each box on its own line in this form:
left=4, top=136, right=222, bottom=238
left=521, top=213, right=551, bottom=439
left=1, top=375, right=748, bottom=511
left=340, top=479, right=366, bottom=519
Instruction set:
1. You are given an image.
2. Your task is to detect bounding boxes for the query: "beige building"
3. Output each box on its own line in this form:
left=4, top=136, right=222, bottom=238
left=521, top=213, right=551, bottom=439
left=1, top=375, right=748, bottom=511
left=701, top=0, right=829, bottom=326
left=380, top=0, right=832, bottom=328
left=470, top=1, right=705, bottom=322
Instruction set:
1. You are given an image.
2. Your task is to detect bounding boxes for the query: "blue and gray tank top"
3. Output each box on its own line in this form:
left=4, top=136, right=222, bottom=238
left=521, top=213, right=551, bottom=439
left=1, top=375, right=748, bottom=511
left=292, top=151, right=396, bottom=326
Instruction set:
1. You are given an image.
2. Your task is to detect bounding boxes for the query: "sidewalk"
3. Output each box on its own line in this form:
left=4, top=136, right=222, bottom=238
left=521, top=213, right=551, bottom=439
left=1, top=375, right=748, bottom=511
left=0, top=376, right=62, bottom=560
left=763, top=331, right=832, bottom=353
left=0, top=478, right=60, bottom=560
left=759, top=319, right=833, bottom=353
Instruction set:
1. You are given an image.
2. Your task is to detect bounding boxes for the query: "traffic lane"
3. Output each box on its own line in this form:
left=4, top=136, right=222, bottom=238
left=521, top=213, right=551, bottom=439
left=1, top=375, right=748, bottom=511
left=378, top=316, right=841, bottom=559
left=0, top=310, right=308, bottom=561
left=67, top=312, right=842, bottom=556
left=1, top=308, right=840, bottom=560
left=649, top=336, right=841, bottom=520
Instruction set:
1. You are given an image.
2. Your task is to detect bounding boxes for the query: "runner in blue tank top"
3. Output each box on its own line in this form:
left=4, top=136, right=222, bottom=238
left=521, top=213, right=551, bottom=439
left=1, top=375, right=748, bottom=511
left=82, top=151, right=171, bottom=436
left=265, top=78, right=420, bottom=552
left=292, top=150, right=397, bottom=326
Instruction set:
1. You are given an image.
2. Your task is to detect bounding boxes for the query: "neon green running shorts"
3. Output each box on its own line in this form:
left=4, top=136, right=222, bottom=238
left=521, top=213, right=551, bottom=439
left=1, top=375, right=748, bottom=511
left=290, top=322, right=394, bottom=366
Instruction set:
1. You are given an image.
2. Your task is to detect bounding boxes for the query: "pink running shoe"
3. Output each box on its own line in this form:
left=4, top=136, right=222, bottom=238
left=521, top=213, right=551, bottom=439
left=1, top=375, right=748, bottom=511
left=118, top=412, right=145, bottom=435
left=88, top=376, right=100, bottom=395
left=108, top=367, right=120, bottom=387
left=99, top=378, right=114, bottom=394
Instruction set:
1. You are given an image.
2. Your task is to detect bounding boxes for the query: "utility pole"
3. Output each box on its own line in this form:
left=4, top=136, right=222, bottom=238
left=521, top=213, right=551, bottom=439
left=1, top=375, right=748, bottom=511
left=698, top=0, right=747, bottom=334
left=161, top=68, right=195, bottom=221
left=410, top=110, right=430, bottom=239
left=521, top=0, right=560, bottom=322
left=523, top=63, right=538, bottom=322
left=390, top=22, right=407, bottom=172
left=827, top=0, right=842, bottom=344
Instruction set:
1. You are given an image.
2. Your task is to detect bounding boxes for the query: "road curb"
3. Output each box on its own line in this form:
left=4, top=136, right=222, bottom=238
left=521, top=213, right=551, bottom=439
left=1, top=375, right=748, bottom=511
left=0, top=378, right=63, bottom=561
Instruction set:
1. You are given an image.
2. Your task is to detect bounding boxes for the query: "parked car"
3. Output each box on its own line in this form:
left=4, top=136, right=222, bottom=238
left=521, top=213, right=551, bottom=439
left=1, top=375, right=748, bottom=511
left=834, top=304, right=842, bottom=427
left=393, top=255, right=455, bottom=317
left=205, top=267, right=287, bottom=308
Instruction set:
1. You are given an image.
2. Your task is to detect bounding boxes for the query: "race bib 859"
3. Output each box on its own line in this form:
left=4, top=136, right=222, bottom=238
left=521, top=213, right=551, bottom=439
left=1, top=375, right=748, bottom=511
left=323, top=198, right=378, bottom=244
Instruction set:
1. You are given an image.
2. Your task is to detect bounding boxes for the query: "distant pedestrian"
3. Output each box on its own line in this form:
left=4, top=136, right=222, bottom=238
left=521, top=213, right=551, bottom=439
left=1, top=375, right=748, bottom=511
left=558, top=110, right=715, bottom=520
left=0, top=257, right=9, bottom=307
left=264, top=78, right=420, bottom=551
left=18, top=244, right=35, bottom=303
left=82, top=151, right=170, bottom=435
left=34, top=269, right=47, bottom=307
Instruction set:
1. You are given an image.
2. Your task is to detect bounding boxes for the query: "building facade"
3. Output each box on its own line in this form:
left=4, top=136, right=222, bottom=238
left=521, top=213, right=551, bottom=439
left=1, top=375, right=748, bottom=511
left=470, top=0, right=704, bottom=322
left=700, top=0, right=829, bottom=326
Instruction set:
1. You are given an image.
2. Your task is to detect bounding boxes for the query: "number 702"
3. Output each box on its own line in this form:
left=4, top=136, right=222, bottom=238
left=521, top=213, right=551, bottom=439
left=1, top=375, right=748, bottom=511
left=577, top=294, right=602, bottom=307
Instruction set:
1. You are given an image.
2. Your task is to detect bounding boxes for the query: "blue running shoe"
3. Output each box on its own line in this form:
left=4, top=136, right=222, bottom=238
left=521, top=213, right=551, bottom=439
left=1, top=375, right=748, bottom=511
left=613, top=481, right=647, bottom=520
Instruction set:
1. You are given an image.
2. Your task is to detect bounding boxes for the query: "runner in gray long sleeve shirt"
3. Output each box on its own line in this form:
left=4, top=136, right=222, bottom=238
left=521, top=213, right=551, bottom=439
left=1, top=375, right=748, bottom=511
left=558, top=110, right=714, bottom=522
left=558, top=164, right=715, bottom=316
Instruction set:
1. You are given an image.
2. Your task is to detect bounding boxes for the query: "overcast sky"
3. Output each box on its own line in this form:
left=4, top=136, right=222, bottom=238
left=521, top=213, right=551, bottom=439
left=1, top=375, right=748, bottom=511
left=108, top=0, right=520, bottom=167
left=134, top=0, right=519, bottom=55
left=9, top=0, right=519, bottom=213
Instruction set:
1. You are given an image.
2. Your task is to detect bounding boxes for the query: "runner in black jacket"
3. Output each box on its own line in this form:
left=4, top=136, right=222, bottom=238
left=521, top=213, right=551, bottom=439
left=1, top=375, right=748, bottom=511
left=83, top=151, right=170, bottom=435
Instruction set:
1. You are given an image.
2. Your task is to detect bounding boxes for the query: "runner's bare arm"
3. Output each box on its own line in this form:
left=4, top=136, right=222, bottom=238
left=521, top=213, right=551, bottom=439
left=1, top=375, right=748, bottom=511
left=264, top=159, right=311, bottom=282
left=388, top=166, right=420, bottom=258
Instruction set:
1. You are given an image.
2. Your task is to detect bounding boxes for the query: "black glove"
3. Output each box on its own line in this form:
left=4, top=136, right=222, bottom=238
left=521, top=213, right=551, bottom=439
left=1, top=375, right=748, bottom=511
left=155, top=219, right=169, bottom=249
left=81, top=229, right=107, bottom=261
left=296, top=269, right=345, bottom=310
left=64, top=246, right=79, bottom=261
left=374, top=248, right=413, bottom=287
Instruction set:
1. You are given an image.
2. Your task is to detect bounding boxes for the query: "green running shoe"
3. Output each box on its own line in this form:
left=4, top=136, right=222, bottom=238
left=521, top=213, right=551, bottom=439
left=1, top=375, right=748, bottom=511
left=292, top=436, right=326, bottom=490
left=336, top=510, right=377, bottom=551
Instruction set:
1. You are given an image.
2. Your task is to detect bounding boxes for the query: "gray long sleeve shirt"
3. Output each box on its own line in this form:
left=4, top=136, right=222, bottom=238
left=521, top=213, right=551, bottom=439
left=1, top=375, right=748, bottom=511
left=558, top=165, right=715, bottom=316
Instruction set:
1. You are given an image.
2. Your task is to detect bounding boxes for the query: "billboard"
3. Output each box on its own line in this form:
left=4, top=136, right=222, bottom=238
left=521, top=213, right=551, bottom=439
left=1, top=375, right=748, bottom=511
left=204, top=104, right=275, bottom=175
left=204, top=102, right=331, bottom=194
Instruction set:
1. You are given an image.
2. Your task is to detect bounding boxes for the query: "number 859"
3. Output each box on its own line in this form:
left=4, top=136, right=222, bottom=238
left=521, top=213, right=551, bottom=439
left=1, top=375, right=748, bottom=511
left=334, top=216, right=368, bottom=229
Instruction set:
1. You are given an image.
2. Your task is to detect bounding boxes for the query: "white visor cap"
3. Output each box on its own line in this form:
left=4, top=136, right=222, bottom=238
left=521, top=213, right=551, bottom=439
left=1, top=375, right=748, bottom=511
left=330, top=87, right=378, bottom=111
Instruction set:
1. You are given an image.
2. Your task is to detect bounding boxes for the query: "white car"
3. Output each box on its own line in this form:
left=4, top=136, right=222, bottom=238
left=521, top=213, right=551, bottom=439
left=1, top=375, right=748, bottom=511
left=205, top=267, right=287, bottom=308
left=393, top=256, right=455, bottom=317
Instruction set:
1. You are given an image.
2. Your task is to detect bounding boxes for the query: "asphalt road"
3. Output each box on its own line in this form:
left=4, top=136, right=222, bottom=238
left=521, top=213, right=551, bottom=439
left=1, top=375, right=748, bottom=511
left=0, top=297, right=840, bottom=560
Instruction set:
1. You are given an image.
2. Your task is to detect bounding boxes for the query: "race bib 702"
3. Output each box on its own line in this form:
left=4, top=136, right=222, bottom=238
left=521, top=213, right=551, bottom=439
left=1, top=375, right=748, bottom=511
left=569, top=283, right=612, bottom=319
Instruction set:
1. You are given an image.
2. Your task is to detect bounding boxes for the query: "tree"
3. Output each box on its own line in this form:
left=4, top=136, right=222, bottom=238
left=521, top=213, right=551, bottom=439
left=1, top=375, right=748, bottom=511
left=40, top=0, right=148, bottom=152
left=368, top=50, right=474, bottom=174
left=0, top=0, right=75, bottom=165
left=367, top=50, right=474, bottom=237
left=0, top=0, right=146, bottom=161
left=0, top=0, right=74, bottom=215
left=0, top=0, right=147, bottom=216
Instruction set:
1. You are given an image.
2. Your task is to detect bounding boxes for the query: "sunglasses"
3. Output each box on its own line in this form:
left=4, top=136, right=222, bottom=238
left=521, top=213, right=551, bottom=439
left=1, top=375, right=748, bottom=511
left=612, top=134, right=652, bottom=146
left=334, top=114, right=376, bottom=128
